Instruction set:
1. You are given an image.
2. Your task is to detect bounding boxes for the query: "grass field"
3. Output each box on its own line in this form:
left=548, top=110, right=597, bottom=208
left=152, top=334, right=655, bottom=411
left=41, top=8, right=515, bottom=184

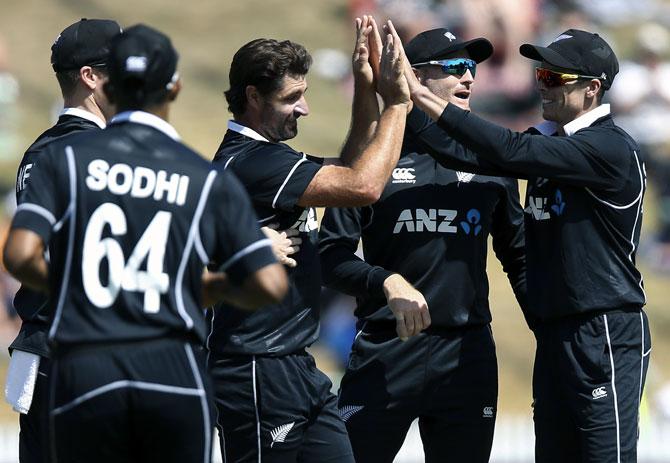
left=0, top=0, right=668, bottom=426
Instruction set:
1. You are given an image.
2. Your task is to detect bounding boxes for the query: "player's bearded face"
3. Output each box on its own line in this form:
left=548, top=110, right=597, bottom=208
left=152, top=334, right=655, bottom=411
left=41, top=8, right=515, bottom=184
left=261, top=74, right=309, bottom=142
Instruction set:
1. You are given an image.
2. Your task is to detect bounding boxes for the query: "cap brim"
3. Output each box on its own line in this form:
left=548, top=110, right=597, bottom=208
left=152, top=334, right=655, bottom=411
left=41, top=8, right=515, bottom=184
left=519, top=44, right=576, bottom=70
left=432, top=37, right=493, bottom=63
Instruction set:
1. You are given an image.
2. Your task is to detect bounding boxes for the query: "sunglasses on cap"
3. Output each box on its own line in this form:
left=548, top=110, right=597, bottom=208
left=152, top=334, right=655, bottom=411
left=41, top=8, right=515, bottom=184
left=412, top=58, right=477, bottom=77
left=535, top=67, right=602, bottom=88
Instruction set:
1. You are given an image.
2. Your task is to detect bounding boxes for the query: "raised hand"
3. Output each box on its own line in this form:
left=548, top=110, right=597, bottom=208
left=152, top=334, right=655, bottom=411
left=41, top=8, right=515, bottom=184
left=384, top=19, right=423, bottom=96
left=352, top=16, right=374, bottom=86
left=367, top=16, right=383, bottom=85
left=377, top=20, right=410, bottom=107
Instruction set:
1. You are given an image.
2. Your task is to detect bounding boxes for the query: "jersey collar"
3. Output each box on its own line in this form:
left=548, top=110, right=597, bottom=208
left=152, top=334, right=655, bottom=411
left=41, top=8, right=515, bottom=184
left=109, top=111, right=181, bottom=141
left=60, top=107, right=106, bottom=129
left=228, top=120, right=269, bottom=142
left=563, top=104, right=611, bottom=137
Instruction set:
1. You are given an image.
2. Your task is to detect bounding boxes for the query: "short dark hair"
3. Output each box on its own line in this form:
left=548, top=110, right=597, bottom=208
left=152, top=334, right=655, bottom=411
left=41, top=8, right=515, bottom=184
left=225, top=38, right=312, bottom=117
left=103, top=77, right=173, bottom=112
left=55, top=66, right=108, bottom=98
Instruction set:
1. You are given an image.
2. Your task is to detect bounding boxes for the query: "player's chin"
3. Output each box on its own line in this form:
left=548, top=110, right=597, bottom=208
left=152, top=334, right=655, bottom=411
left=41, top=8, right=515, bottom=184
left=450, top=97, right=470, bottom=111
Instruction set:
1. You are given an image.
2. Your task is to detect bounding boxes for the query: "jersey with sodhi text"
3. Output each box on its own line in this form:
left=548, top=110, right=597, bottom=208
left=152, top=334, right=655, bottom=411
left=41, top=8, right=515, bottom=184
left=11, top=111, right=275, bottom=347
left=209, top=121, right=322, bottom=357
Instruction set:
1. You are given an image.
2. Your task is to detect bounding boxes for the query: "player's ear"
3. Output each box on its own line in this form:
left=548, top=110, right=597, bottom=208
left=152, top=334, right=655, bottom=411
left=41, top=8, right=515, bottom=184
left=585, top=78, right=601, bottom=100
left=167, top=78, right=182, bottom=102
left=245, top=85, right=262, bottom=112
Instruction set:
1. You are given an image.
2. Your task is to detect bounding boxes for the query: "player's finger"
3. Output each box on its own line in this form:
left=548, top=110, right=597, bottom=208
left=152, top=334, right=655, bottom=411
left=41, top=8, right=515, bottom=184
left=283, top=257, right=297, bottom=268
left=421, top=304, right=431, bottom=329
left=287, top=245, right=301, bottom=254
left=288, top=236, right=302, bottom=246
left=395, top=315, right=409, bottom=341
left=283, top=228, right=300, bottom=238
left=404, top=310, right=415, bottom=337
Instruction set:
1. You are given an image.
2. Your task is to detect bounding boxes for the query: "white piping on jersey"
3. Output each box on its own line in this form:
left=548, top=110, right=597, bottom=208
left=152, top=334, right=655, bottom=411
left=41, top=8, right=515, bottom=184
left=223, top=156, right=235, bottom=170
left=184, top=343, right=211, bottom=463
left=603, top=314, right=621, bottom=463
left=272, top=154, right=307, bottom=209
left=15, top=203, right=56, bottom=225
left=258, top=214, right=276, bottom=225
left=51, top=379, right=204, bottom=416
left=583, top=150, right=646, bottom=304
left=643, top=347, right=652, bottom=357
left=60, top=107, right=106, bottom=129
left=639, top=312, right=645, bottom=418
left=219, top=238, right=272, bottom=272
left=563, top=104, right=610, bottom=136
left=110, top=111, right=181, bottom=141
left=252, top=356, right=262, bottom=463
left=193, top=231, right=209, bottom=264
left=48, top=146, right=77, bottom=340
left=228, top=120, right=269, bottom=142
left=175, top=170, right=218, bottom=329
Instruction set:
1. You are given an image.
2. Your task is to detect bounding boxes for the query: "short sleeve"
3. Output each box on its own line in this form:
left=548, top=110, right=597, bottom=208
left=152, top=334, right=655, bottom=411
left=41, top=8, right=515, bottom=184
left=11, top=146, right=66, bottom=246
left=200, top=170, right=277, bottom=284
left=230, top=144, right=322, bottom=212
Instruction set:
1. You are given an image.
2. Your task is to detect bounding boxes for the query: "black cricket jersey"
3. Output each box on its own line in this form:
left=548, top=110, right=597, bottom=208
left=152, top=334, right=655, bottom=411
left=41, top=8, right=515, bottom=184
left=407, top=104, right=646, bottom=321
left=11, top=111, right=275, bottom=347
left=209, top=121, right=323, bottom=356
left=11, top=108, right=105, bottom=357
left=318, top=126, right=527, bottom=329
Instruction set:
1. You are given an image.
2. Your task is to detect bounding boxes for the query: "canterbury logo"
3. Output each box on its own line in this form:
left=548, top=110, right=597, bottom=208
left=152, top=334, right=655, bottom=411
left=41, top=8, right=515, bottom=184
left=456, top=171, right=475, bottom=183
left=339, top=405, right=364, bottom=422
left=592, top=387, right=607, bottom=400
left=270, top=422, right=295, bottom=447
left=392, top=168, right=416, bottom=184
left=483, top=406, right=494, bottom=418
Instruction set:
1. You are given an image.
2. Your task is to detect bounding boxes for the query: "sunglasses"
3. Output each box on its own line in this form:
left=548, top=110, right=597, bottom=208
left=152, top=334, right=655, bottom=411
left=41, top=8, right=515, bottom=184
left=535, top=67, right=602, bottom=88
left=413, top=58, right=477, bottom=77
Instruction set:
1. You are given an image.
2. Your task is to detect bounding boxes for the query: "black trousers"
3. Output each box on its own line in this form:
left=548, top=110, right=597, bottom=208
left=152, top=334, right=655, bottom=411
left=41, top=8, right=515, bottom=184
left=533, top=309, right=651, bottom=463
left=49, top=338, right=215, bottom=463
left=208, top=350, right=354, bottom=463
left=338, top=323, right=498, bottom=463
left=19, top=356, right=50, bottom=463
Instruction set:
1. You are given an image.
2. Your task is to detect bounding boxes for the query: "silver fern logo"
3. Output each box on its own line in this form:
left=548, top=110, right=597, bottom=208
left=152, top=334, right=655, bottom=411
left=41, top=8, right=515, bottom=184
left=270, top=422, right=295, bottom=448
left=339, top=405, right=364, bottom=422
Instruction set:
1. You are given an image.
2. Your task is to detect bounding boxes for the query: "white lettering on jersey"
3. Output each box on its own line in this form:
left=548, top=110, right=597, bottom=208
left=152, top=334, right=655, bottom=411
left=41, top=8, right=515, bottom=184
left=524, top=196, right=551, bottom=221
left=16, top=163, right=33, bottom=193
left=393, top=209, right=457, bottom=234
left=86, top=159, right=190, bottom=205
left=292, top=207, right=318, bottom=233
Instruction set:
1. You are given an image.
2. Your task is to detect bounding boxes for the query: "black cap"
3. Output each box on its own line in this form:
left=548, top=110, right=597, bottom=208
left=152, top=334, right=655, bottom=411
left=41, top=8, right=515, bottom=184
left=405, top=28, right=493, bottom=65
left=106, top=24, right=179, bottom=96
left=520, top=29, right=619, bottom=89
left=51, top=18, right=122, bottom=72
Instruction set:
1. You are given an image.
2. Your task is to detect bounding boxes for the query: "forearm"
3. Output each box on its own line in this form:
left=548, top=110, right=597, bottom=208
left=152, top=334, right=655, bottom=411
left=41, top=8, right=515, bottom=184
left=340, top=78, right=380, bottom=166
left=320, top=246, right=393, bottom=299
left=3, top=230, right=49, bottom=293
left=349, top=103, right=407, bottom=197
left=4, top=253, right=49, bottom=294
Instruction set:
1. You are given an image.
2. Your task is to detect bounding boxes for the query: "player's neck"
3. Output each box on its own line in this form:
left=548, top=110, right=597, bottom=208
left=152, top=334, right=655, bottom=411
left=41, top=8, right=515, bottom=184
left=64, top=94, right=107, bottom=124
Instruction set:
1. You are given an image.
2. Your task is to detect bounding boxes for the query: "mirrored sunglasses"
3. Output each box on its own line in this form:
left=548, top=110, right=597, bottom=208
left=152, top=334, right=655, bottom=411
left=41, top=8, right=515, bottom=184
left=413, top=58, right=477, bottom=77
left=535, top=67, right=602, bottom=88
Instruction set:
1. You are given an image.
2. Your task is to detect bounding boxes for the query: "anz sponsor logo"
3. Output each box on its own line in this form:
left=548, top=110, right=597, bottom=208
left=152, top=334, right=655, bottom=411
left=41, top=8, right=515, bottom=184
left=292, top=207, right=318, bottom=233
left=524, top=188, right=566, bottom=221
left=393, top=208, right=482, bottom=235
left=392, top=168, right=416, bottom=184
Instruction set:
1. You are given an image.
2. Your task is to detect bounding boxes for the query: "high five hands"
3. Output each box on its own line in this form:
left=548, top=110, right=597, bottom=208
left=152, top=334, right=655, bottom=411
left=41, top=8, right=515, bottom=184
left=353, top=16, right=411, bottom=110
